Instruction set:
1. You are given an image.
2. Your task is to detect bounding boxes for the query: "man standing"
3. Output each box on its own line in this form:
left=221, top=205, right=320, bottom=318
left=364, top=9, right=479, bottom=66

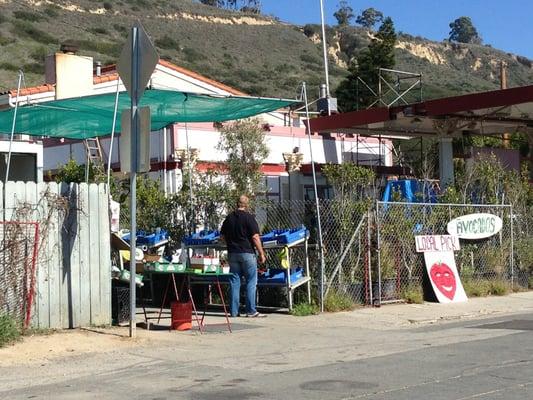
left=220, top=195, right=266, bottom=318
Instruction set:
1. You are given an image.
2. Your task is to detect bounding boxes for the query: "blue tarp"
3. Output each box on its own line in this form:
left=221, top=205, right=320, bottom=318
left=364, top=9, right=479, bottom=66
left=382, top=179, right=438, bottom=203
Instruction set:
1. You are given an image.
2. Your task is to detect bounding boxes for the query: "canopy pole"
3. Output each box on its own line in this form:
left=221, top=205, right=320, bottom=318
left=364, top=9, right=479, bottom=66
left=184, top=121, right=194, bottom=234
left=4, top=71, right=23, bottom=184
left=319, top=0, right=331, bottom=98
left=106, top=78, right=121, bottom=192
left=302, top=82, right=326, bottom=312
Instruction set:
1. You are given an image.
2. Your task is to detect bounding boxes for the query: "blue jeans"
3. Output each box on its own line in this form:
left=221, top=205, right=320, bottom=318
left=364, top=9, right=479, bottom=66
left=227, top=253, right=258, bottom=317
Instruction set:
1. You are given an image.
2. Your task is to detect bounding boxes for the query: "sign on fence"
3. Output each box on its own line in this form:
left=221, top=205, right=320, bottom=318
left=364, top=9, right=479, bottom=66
left=416, top=235, right=467, bottom=303
left=447, top=213, right=503, bottom=240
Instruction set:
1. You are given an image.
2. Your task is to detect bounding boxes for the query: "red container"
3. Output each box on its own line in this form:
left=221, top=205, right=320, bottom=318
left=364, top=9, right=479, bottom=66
left=171, top=301, right=192, bottom=331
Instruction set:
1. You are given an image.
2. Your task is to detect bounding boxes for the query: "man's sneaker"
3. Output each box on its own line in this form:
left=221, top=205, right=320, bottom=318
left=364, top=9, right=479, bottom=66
left=246, top=312, right=266, bottom=318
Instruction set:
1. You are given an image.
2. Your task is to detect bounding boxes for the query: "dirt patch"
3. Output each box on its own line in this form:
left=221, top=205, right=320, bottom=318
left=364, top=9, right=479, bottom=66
left=0, top=327, right=141, bottom=366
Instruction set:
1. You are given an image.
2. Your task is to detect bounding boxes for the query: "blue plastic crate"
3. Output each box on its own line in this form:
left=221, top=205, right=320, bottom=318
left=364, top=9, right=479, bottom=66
left=183, top=230, right=220, bottom=245
left=123, top=230, right=169, bottom=247
left=260, top=226, right=308, bottom=245
left=258, top=267, right=303, bottom=284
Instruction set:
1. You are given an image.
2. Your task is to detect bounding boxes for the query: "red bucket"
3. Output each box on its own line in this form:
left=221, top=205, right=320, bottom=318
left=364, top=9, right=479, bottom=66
left=171, top=301, right=192, bottom=331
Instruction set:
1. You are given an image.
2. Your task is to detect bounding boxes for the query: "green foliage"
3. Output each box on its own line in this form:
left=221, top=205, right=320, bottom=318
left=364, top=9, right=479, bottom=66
left=0, top=33, right=13, bottom=46
left=449, top=16, right=482, bottom=44
left=73, top=39, right=121, bottom=57
left=0, top=61, right=18, bottom=71
left=11, top=21, right=57, bottom=45
left=401, top=285, right=424, bottom=304
left=43, top=5, right=60, bottom=18
left=324, top=290, right=356, bottom=312
left=333, top=0, right=354, bottom=27
left=336, top=17, right=397, bottom=111
left=355, top=8, right=383, bottom=29
left=290, top=302, right=320, bottom=316
left=489, top=280, right=510, bottom=296
left=0, top=14, right=8, bottom=24
left=89, top=27, right=109, bottom=35
left=155, top=35, right=179, bottom=50
left=13, top=10, right=43, bottom=22
left=0, top=314, right=20, bottom=348
left=217, top=118, right=269, bottom=200
left=53, top=159, right=106, bottom=184
left=462, top=279, right=491, bottom=297
left=30, top=46, right=48, bottom=63
left=22, top=62, right=44, bottom=75
left=462, top=279, right=510, bottom=297
left=515, top=238, right=533, bottom=273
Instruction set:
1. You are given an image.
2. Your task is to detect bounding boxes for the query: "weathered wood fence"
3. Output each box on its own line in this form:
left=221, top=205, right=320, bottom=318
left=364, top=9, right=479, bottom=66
left=1, top=181, right=111, bottom=329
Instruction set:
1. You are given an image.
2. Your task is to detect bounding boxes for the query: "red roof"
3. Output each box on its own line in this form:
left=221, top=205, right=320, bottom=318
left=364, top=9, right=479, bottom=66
left=7, top=60, right=246, bottom=98
left=9, top=84, right=55, bottom=97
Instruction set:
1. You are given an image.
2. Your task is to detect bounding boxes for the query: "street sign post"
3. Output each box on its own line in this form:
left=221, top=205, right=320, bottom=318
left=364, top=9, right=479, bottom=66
left=117, top=21, right=159, bottom=338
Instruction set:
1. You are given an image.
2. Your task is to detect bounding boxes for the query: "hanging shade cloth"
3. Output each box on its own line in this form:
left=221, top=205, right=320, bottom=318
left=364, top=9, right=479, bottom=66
left=0, top=89, right=298, bottom=139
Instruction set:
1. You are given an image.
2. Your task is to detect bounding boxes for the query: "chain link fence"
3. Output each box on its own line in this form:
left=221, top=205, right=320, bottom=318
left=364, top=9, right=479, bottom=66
left=118, top=197, right=532, bottom=309
left=118, top=198, right=372, bottom=307
left=0, top=221, right=39, bottom=328
left=376, top=202, right=520, bottom=303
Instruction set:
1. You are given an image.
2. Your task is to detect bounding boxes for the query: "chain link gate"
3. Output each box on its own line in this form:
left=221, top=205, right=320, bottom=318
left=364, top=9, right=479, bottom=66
left=375, top=202, right=516, bottom=304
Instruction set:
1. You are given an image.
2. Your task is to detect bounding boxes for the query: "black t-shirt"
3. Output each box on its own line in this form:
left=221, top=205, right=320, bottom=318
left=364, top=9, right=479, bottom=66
left=221, top=210, right=260, bottom=254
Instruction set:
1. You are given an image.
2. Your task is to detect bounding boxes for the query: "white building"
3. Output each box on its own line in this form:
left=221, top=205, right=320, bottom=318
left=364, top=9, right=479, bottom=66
left=0, top=49, right=392, bottom=199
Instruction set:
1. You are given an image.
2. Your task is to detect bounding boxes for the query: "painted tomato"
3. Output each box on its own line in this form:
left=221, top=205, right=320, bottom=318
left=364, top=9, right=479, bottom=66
left=430, top=262, right=456, bottom=300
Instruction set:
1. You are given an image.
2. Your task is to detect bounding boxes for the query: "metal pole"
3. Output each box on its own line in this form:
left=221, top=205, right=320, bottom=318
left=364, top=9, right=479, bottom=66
left=319, top=0, right=331, bottom=98
left=302, top=82, right=326, bottom=312
left=4, top=71, right=23, bottom=184
left=129, top=25, right=140, bottom=338
left=184, top=122, right=194, bottom=234
left=510, top=205, right=514, bottom=290
left=163, top=126, right=167, bottom=197
left=106, top=79, right=121, bottom=191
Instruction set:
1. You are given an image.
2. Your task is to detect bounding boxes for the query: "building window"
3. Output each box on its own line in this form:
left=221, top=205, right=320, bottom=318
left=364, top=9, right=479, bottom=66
left=304, top=185, right=333, bottom=200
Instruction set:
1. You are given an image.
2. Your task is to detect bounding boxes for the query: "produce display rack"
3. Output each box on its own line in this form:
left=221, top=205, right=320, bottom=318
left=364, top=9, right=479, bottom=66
left=183, top=236, right=312, bottom=311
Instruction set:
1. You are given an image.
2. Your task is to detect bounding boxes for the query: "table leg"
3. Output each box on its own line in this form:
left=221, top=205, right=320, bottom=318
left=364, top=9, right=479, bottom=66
left=216, top=277, right=232, bottom=333
left=157, top=274, right=171, bottom=323
left=187, top=275, right=204, bottom=334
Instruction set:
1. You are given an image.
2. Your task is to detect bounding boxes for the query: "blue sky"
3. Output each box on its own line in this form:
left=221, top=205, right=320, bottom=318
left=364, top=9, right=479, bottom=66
left=260, top=0, right=533, bottom=59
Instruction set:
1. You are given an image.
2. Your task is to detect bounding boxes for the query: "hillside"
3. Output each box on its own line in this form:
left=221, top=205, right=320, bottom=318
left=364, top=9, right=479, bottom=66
left=0, top=0, right=532, bottom=102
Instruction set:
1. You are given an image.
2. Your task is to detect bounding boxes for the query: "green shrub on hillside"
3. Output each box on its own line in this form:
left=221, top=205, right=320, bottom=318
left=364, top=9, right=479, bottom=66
left=155, top=35, right=179, bottom=50
left=11, top=21, right=57, bottom=45
left=13, top=10, right=43, bottom=22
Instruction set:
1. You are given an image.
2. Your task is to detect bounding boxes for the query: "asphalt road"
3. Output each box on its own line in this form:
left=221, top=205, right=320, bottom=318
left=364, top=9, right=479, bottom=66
left=2, top=312, right=533, bottom=400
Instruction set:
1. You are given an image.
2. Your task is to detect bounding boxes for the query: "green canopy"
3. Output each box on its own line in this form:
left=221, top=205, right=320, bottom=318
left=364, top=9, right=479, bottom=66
left=0, top=89, right=297, bottom=139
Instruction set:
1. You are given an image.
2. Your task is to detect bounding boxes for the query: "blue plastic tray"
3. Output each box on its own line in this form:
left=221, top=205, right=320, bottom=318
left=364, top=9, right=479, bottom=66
left=258, top=267, right=303, bottom=284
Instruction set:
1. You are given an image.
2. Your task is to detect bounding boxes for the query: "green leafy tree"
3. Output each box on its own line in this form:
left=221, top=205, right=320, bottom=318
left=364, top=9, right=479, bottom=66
left=199, top=0, right=225, bottom=7
left=449, top=16, right=482, bottom=44
left=216, top=118, right=269, bottom=201
left=241, top=0, right=261, bottom=13
left=333, top=1, right=355, bottom=26
left=53, top=159, right=106, bottom=183
left=336, top=17, right=397, bottom=111
left=355, top=7, right=383, bottom=29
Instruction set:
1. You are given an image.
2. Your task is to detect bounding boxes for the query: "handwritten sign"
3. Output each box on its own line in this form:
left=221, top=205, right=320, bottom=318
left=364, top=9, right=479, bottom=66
left=415, top=235, right=460, bottom=253
left=415, top=235, right=467, bottom=304
left=447, top=213, right=502, bottom=240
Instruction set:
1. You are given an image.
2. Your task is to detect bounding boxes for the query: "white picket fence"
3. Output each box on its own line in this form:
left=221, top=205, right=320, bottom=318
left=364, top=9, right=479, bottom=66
left=1, top=181, right=111, bottom=329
